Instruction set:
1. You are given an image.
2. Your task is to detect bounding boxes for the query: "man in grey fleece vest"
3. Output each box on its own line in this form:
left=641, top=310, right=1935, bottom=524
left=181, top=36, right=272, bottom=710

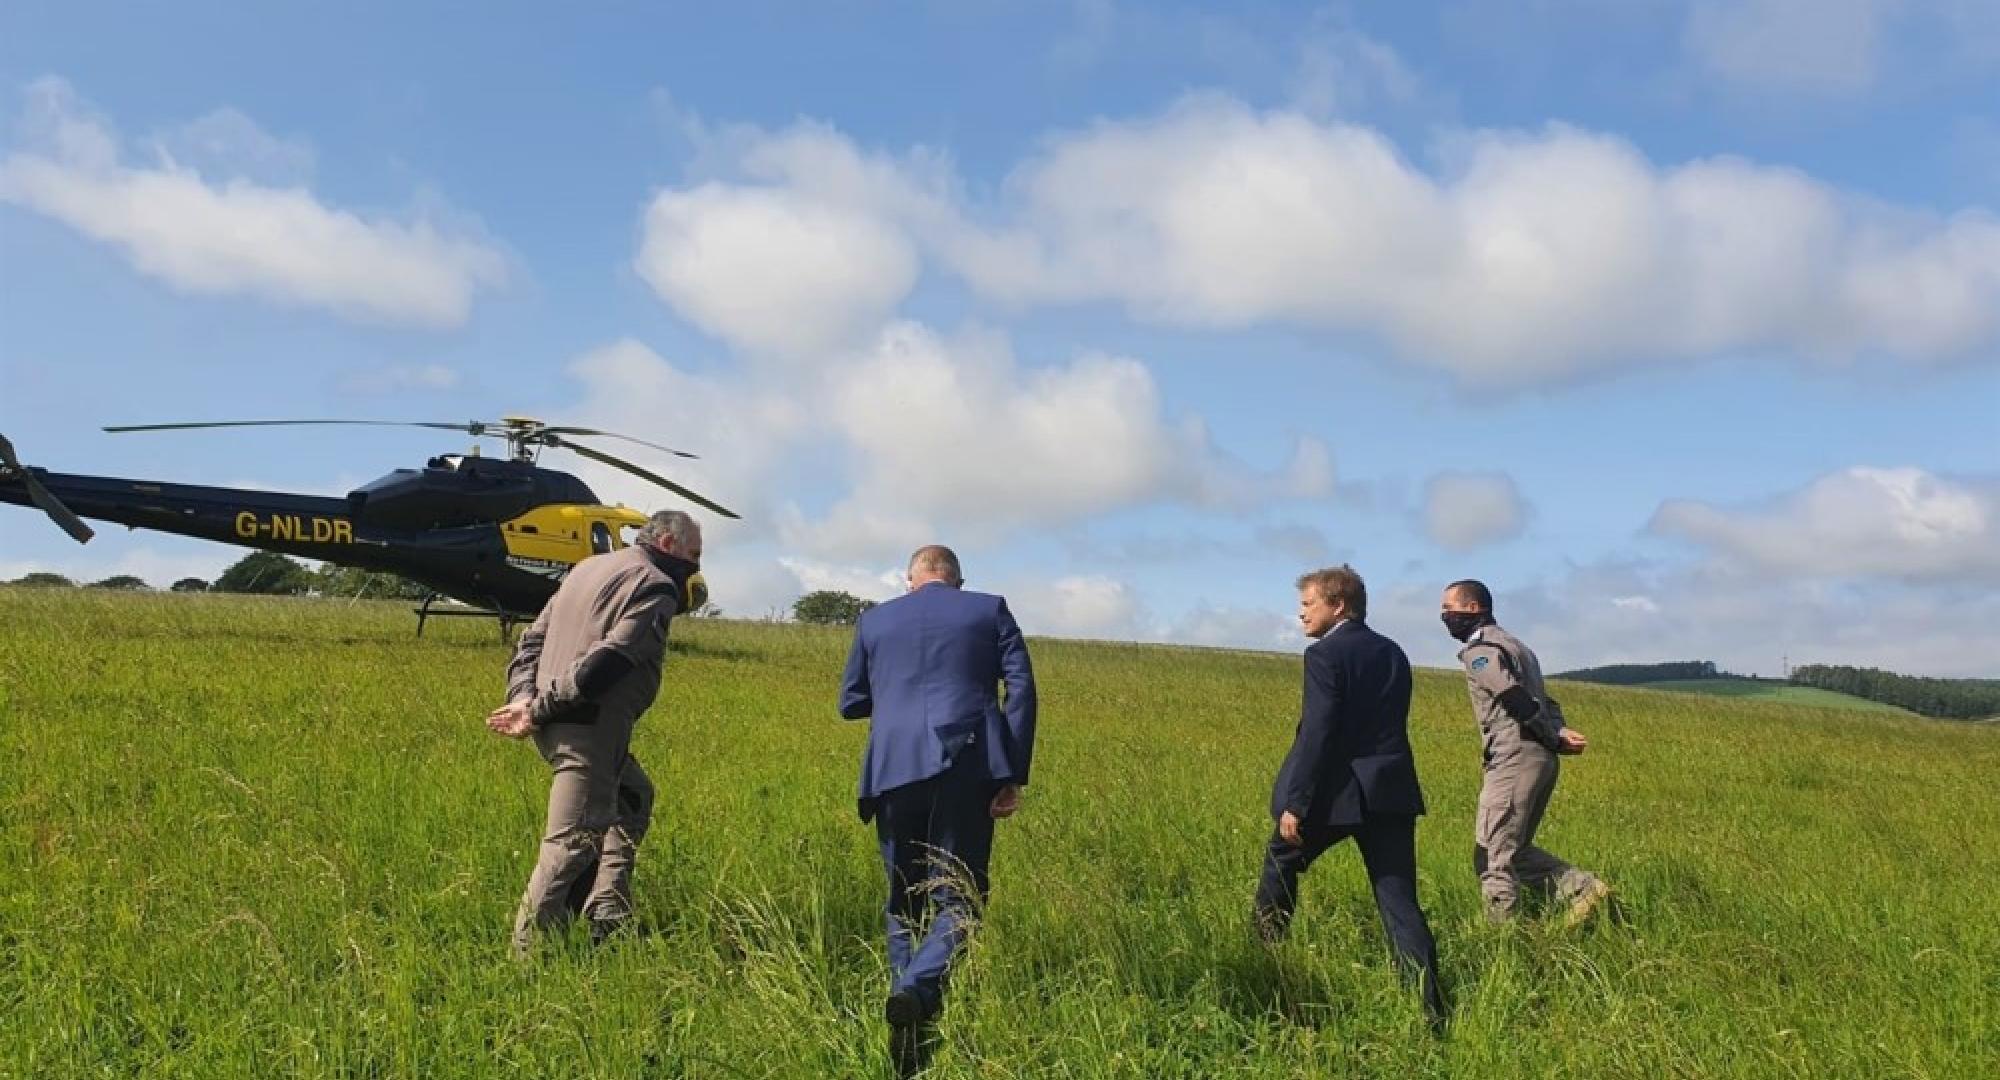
left=1440, top=579, right=1612, bottom=926
left=487, top=509, right=704, bottom=954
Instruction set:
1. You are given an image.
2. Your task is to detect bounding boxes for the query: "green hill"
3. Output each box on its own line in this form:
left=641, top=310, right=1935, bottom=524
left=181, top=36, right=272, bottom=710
left=1, top=587, right=1995, bottom=1077
left=1620, top=677, right=1917, bottom=716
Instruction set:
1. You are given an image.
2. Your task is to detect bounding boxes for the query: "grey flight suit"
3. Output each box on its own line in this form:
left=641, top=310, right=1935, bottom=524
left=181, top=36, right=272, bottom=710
left=504, top=543, right=682, bottom=952
left=1457, top=624, right=1600, bottom=919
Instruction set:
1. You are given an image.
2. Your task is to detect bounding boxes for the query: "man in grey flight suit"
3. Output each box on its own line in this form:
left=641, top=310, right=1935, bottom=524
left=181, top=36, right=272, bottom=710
left=486, top=510, right=705, bottom=954
left=1440, top=579, right=1612, bottom=926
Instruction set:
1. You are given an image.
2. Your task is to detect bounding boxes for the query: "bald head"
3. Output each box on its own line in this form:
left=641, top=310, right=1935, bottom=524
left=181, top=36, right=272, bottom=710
left=908, top=544, right=963, bottom=589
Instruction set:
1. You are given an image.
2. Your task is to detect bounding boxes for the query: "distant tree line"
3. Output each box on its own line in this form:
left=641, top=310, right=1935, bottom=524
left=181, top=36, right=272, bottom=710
left=1554, top=660, right=1722, bottom=685
left=1789, top=665, right=2000, bottom=721
left=6, top=553, right=429, bottom=601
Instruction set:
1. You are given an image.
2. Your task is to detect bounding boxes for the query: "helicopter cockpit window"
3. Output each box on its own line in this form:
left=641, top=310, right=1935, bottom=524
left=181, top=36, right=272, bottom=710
left=590, top=521, right=614, bottom=554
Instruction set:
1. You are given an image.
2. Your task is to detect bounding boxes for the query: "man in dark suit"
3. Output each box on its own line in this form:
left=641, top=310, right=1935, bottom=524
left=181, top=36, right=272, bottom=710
left=840, top=544, right=1037, bottom=1076
left=1256, top=565, right=1447, bottom=1023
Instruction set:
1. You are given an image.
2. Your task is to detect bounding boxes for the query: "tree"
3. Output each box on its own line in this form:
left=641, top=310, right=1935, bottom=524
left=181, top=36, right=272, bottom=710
left=9, top=572, right=74, bottom=588
left=311, top=564, right=430, bottom=600
left=1791, top=663, right=2000, bottom=721
left=213, top=552, right=313, bottom=595
left=792, top=590, right=876, bottom=625
left=170, top=577, right=210, bottom=593
left=1554, top=660, right=1722, bottom=685
left=89, top=574, right=150, bottom=590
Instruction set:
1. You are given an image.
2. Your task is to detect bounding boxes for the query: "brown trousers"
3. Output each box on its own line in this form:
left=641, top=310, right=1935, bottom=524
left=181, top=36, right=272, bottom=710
left=1473, top=745, right=1596, bottom=918
left=511, top=717, right=655, bottom=954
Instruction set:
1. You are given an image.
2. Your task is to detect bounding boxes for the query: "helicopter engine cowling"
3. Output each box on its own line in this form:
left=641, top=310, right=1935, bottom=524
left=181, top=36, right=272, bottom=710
left=346, top=456, right=600, bottom=530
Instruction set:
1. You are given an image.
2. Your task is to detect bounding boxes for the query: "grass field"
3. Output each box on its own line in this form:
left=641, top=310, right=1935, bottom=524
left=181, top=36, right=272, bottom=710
left=1628, top=679, right=1916, bottom=716
left=1, top=588, right=1995, bottom=1078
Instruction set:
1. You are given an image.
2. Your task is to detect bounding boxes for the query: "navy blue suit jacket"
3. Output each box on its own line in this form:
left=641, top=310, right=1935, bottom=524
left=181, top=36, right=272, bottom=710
left=840, top=582, right=1037, bottom=820
left=1269, top=620, right=1425, bottom=827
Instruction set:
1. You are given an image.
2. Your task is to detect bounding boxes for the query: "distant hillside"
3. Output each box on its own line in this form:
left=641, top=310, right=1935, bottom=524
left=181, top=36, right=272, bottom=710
left=1789, top=664, right=2000, bottom=721
left=1554, top=660, right=1721, bottom=685
left=1634, top=678, right=1915, bottom=716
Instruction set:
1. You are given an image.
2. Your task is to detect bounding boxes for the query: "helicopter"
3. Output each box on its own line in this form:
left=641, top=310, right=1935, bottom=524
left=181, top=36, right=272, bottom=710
left=0, top=417, right=735, bottom=630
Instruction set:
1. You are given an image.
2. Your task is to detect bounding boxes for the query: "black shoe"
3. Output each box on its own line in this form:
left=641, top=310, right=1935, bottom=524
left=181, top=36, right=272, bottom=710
left=886, top=991, right=932, bottom=1078
left=1253, top=907, right=1290, bottom=945
left=589, top=918, right=629, bottom=947
left=885, top=989, right=928, bottom=1027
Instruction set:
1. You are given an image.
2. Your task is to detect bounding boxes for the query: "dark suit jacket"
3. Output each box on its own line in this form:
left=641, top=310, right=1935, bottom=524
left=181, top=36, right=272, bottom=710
left=1269, top=619, right=1425, bottom=827
left=840, top=582, right=1037, bottom=819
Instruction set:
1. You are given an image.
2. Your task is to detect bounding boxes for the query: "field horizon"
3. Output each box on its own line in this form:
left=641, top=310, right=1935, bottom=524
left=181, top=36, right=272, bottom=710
left=1619, top=678, right=1920, bottom=717
left=2, top=588, right=1994, bottom=1078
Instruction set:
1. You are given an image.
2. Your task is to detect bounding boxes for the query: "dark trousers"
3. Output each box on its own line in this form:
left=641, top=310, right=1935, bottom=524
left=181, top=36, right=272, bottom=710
left=874, top=750, right=997, bottom=1014
left=1254, top=814, right=1447, bottom=1019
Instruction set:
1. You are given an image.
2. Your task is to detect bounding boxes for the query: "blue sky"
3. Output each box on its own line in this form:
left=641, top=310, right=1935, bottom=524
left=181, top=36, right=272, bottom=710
left=3, top=1, right=1996, bottom=676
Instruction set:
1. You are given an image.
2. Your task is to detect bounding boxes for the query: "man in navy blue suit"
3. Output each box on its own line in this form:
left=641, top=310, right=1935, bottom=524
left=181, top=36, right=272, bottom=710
left=840, top=544, right=1037, bottom=1076
left=1256, top=565, right=1447, bottom=1024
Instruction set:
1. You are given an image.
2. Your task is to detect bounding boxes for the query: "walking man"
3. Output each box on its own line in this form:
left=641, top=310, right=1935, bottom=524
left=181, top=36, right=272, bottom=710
left=1440, top=579, right=1612, bottom=926
left=840, top=545, right=1037, bottom=1077
left=1256, top=566, right=1447, bottom=1025
left=486, top=510, right=705, bottom=954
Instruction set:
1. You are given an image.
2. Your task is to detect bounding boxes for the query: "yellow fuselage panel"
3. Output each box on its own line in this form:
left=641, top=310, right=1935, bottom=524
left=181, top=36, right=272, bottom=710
left=499, top=505, right=648, bottom=566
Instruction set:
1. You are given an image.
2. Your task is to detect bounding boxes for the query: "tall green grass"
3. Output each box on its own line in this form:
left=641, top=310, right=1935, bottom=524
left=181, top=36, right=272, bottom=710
left=0, top=588, right=1993, bottom=1077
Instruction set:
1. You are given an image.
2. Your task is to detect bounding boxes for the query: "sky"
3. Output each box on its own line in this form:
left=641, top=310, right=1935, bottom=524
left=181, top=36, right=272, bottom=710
left=1, top=0, right=1996, bottom=677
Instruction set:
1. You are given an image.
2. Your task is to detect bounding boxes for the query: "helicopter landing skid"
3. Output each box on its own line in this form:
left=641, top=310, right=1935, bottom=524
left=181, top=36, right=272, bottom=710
left=412, top=593, right=522, bottom=643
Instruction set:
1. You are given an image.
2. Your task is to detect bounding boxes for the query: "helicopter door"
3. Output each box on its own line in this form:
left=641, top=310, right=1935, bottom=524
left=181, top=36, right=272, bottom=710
left=590, top=521, right=613, bottom=554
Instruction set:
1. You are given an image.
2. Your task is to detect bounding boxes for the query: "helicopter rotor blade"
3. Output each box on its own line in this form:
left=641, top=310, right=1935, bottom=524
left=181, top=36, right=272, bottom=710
left=104, top=419, right=478, bottom=435
left=0, top=432, right=94, bottom=543
left=559, top=438, right=740, bottom=520
left=537, top=426, right=699, bottom=459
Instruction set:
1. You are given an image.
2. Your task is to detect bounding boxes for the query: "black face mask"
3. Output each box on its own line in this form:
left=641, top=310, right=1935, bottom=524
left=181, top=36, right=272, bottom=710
left=1441, top=610, right=1486, bottom=642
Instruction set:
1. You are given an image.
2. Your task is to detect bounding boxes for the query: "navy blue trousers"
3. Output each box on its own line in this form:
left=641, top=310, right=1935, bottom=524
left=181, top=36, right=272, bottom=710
left=874, top=750, right=997, bottom=1013
left=1254, top=814, right=1447, bottom=1018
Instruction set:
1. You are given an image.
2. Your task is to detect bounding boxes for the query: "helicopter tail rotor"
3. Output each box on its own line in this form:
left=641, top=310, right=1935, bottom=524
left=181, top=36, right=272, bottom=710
left=0, top=432, right=95, bottom=543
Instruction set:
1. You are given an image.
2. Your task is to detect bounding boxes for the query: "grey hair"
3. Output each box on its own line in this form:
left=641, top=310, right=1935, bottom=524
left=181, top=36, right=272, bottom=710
left=909, top=544, right=962, bottom=586
left=634, top=510, right=700, bottom=549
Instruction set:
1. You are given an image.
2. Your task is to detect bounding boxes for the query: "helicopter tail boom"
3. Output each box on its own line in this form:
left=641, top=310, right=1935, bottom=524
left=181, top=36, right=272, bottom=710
left=0, top=433, right=95, bottom=543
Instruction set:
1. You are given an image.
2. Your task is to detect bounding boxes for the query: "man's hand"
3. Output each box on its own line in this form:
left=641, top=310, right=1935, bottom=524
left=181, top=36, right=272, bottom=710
left=989, top=784, right=1022, bottom=820
left=1558, top=727, right=1588, bottom=755
left=1278, top=810, right=1303, bottom=846
left=486, top=700, right=537, bottom=739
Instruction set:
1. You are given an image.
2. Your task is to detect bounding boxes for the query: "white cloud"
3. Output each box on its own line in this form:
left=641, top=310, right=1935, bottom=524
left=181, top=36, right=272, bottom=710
left=539, top=328, right=1330, bottom=565
left=560, top=337, right=808, bottom=530
left=1422, top=471, right=1527, bottom=551
left=0, top=78, right=505, bottom=327
left=788, top=322, right=1332, bottom=558
left=1254, top=522, right=1334, bottom=564
left=1163, top=603, right=1299, bottom=650
left=1685, top=0, right=1895, bottom=97
left=1651, top=466, right=2000, bottom=582
left=777, top=555, right=906, bottom=602
left=1291, top=19, right=1423, bottom=117
left=656, top=97, right=2000, bottom=383
left=1007, top=574, right=1148, bottom=640
left=634, top=183, right=918, bottom=357
left=1378, top=561, right=2000, bottom=681
left=150, top=106, right=315, bottom=185
left=953, top=100, right=2000, bottom=378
